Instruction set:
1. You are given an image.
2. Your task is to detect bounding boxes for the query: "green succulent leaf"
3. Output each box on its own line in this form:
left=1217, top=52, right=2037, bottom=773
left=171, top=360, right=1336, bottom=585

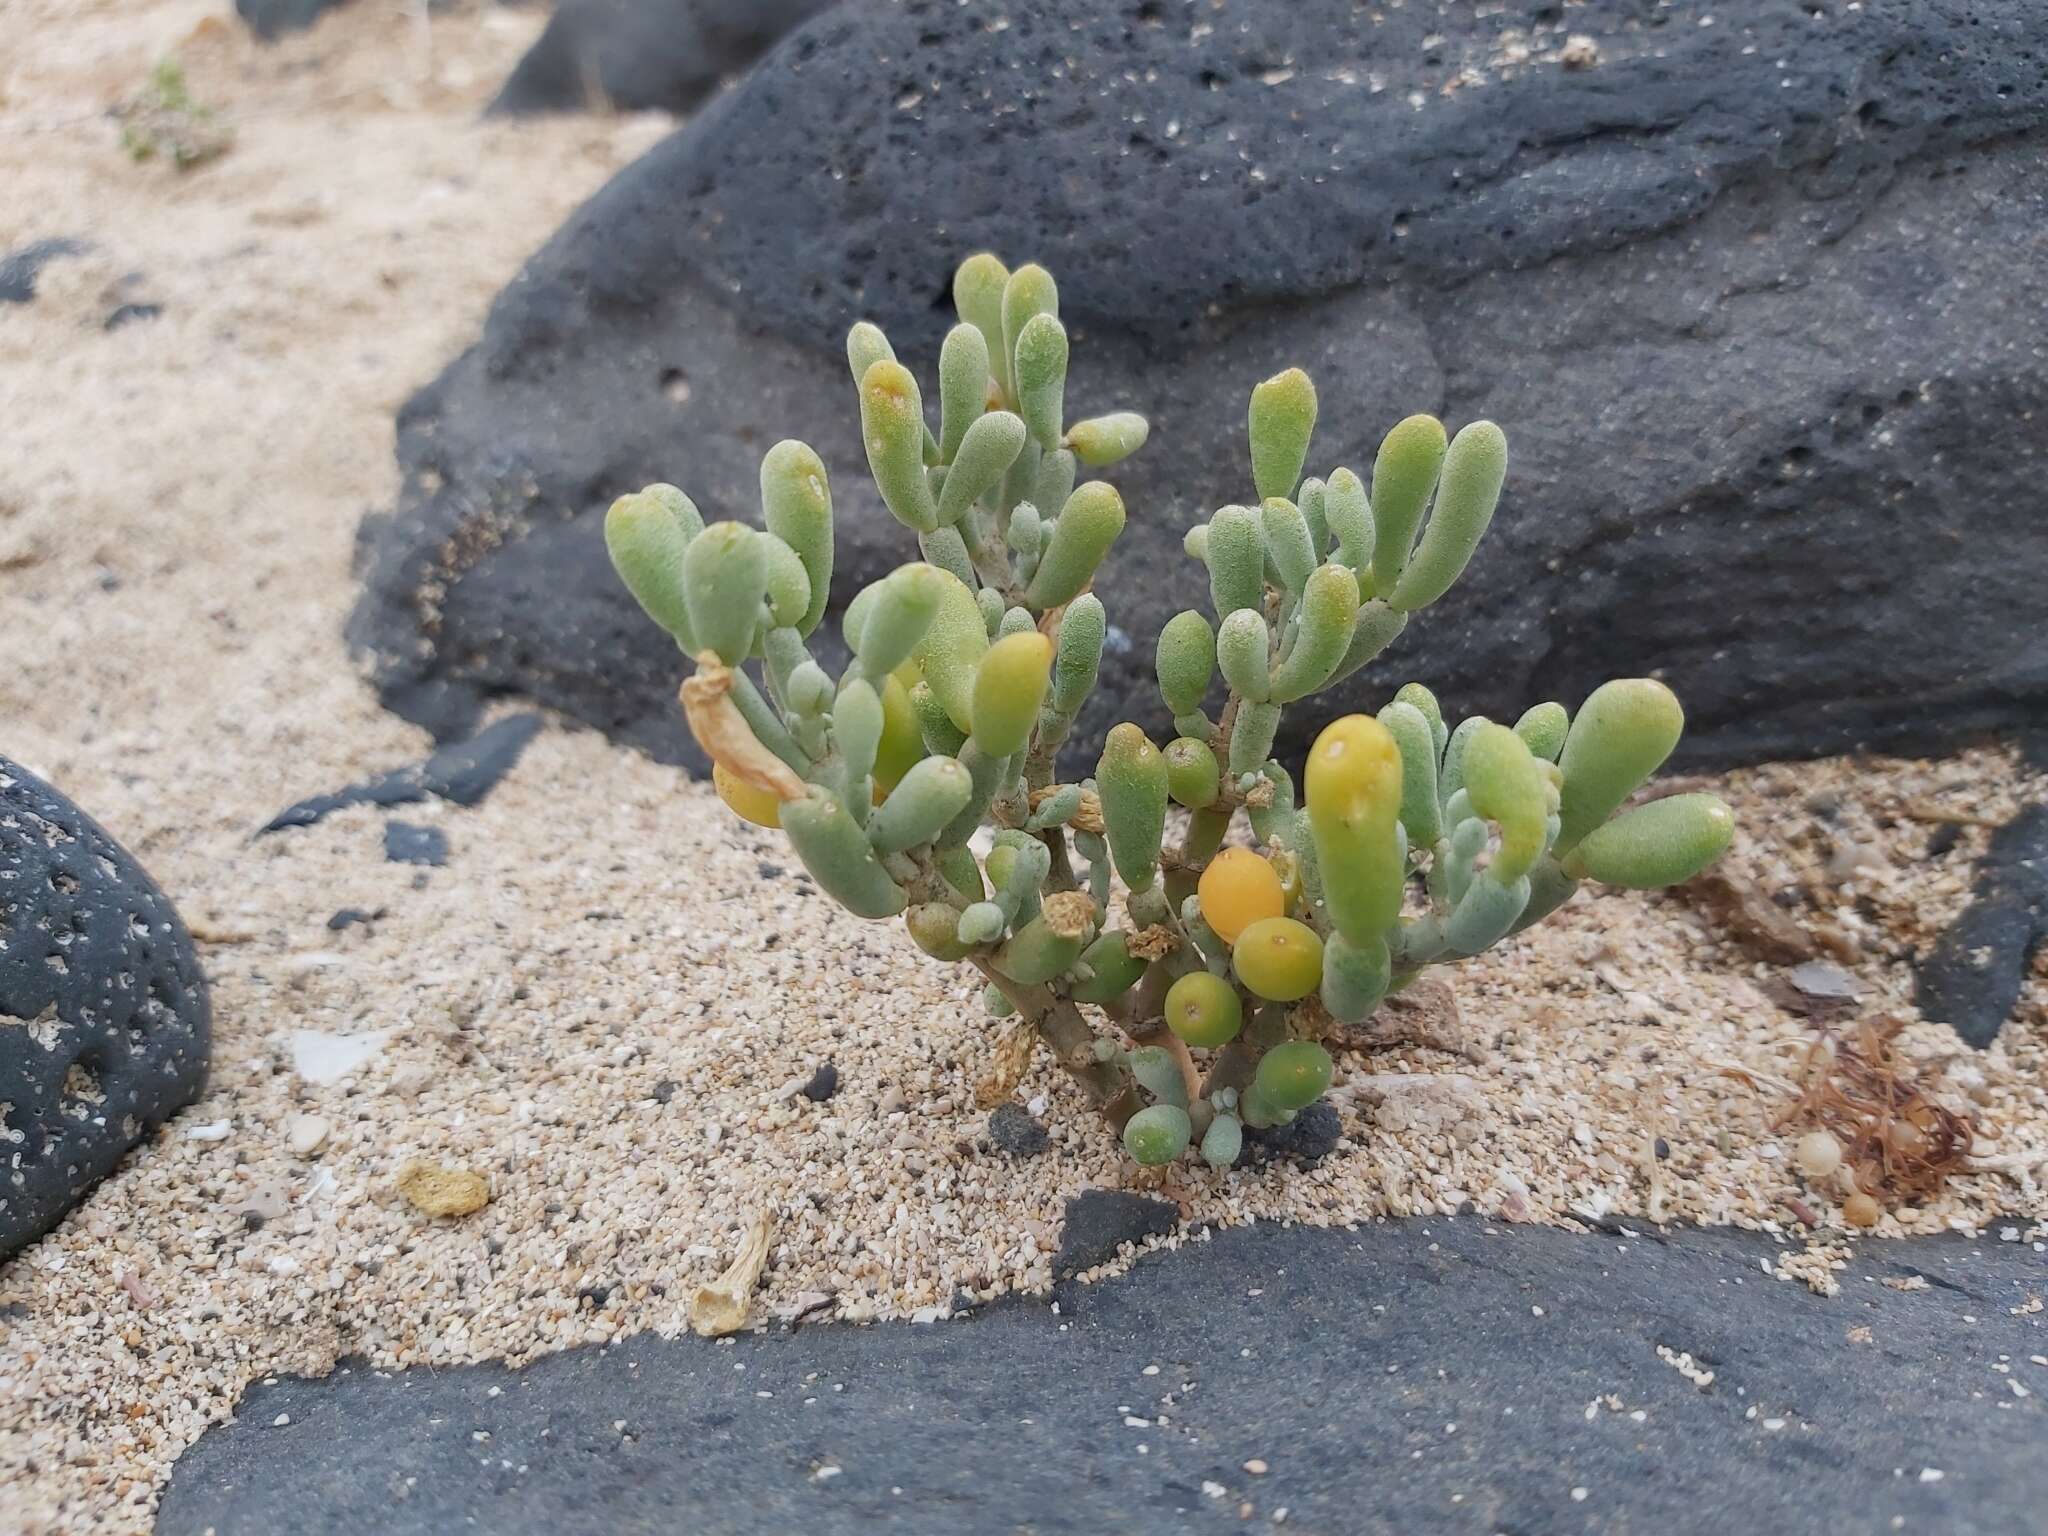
left=1012, top=312, right=1069, bottom=452
left=781, top=790, right=909, bottom=919
left=1562, top=792, right=1734, bottom=888
left=938, top=410, right=1027, bottom=527
left=1388, top=420, right=1507, bottom=611
left=860, top=360, right=941, bottom=533
left=1366, top=414, right=1447, bottom=596
left=1555, top=678, right=1686, bottom=853
left=1268, top=563, right=1360, bottom=703
left=1205, top=505, right=1265, bottom=618
left=1025, top=482, right=1125, bottom=608
left=604, top=487, right=700, bottom=649
left=758, top=441, right=833, bottom=636
left=937, top=323, right=992, bottom=462
left=682, top=520, right=766, bottom=665
left=952, top=253, right=1012, bottom=405
left=1097, top=723, right=1168, bottom=892
left=1216, top=608, right=1273, bottom=702
left=1155, top=610, right=1216, bottom=716
left=1248, top=367, right=1318, bottom=502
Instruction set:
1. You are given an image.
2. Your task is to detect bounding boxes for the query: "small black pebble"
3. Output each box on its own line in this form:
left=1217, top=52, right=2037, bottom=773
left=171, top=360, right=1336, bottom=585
left=326, top=906, right=385, bottom=931
left=103, top=302, right=163, bottom=330
left=988, top=1102, right=1049, bottom=1157
left=757, top=862, right=785, bottom=879
left=1654, top=1136, right=1671, bottom=1160
left=652, top=1079, right=679, bottom=1104
left=579, top=1285, right=612, bottom=1309
left=1926, top=824, right=1960, bottom=858
left=799, top=1062, right=839, bottom=1102
left=384, top=821, right=448, bottom=866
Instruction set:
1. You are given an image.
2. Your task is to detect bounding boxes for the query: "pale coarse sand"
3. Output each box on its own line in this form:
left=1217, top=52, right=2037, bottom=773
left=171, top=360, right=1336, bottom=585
left=2, top=5, right=2045, bottom=1532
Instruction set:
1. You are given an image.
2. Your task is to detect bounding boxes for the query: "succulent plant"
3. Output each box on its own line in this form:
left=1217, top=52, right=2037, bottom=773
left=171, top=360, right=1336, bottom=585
left=608, top=255, right=1736, bottom=1167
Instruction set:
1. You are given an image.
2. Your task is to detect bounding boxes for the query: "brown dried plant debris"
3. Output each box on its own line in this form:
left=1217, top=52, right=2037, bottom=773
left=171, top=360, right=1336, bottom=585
left=1778, top=1015, right=1976, bottom=1207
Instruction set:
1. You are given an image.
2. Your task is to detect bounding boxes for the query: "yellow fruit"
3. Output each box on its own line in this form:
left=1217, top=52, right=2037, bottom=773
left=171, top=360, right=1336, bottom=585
left=713, top=763, right=783, bottom=828
left=1164, top=971, right=1243, bottom=1048
left=1198, top=847, right=1285, bottom=944
left=1231, top=916, right=1325, bottom=1002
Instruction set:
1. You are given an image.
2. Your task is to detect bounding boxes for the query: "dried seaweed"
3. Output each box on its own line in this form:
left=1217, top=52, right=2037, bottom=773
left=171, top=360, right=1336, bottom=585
left=1778, top=1016, right=1974, bottom=1206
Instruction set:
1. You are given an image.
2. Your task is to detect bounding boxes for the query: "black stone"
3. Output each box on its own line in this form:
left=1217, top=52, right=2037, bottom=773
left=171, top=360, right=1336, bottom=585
left=0, top=238, right=89, bottom=304
left=325, top=906, right=385, bottom=932
left=235, top=0, right=350, bottom=42
left=986, top=1102, right=1048, bottom=1158
left=1239, top=1099, right=1342, bottom=1168
left=490, top=0, right=834, bottom=117
left=1053, top=1189, right=1177, bottom=1278
left=0, top=756, right=210, bottom=1258
left=651, top=1078, right=679, bottom=1104
left=262, top=713, right=541, bottom=832
left=351, top=0, right=2048, bottom=776
left=382, top=822, right=448, bottom=867
left=1914, top=805, right=2048, bottom=1049
left=157, top=1220, right=2048, bottom=1536
left=103, top=302, right=163, bottom=330
left=797, top=1061, right=838, bottom=1102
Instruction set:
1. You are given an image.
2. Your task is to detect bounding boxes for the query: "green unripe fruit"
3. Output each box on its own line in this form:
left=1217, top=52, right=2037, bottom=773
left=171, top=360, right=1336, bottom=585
left=682, top=520, right=766, bottom=665
left=1205, top=504, right=1265, bottom=618
left=869, top=756, right=974, bottom=852
left=1025, top=482, right=1126, bottom=608
left=860, top=360, right=941, bottom=533
left=758, top=440, right=833, bottom=636
left=1097, top=723, right=1168, bottom=893
left=1064, top=412, right=1149, bottom=466
left=780, top=791, right=908, bottom=920
left=1321, top=932, right=1392, bottom=1023
left=970, top=631, right=1053, bottom=758
left=1248, top=367, right=1317, bottom=502
left=1216, top=608, right=1272, bottom=702
left=1389, top=420, right=1507, bottom=611
left=937, top=323, right=991, bottom=462
left=1156, top=610, right=1216, bottom=716
left=1232, top=916, right=1325, bottom=1002
left=1164, top=971, right=1243, bottom=1048
left=1013, top=312, right=1069, bottom=451
left=953, top=252, right=1012, bottom=404
left=1367, top=413, right=1447, bottom=595
left=1253, top=1040, right=1334, bottom=1113
left=1067, top=931, right=1148, bottom=1003
left=1123, top=1104, right=1192, bottom=1166
left=1514, top=701, right=1570, bottom=763
left=1554, top=678, right=1686, bottom=853
left=937, top=410, right=1027, bottom=527
left=604, top=488, right=699, bottom=648
left=1562, top=793, right=1735, bottom=888
left=1164, top=737, right=1221, bottom=809
left=906, top=902, right=975, bottom=961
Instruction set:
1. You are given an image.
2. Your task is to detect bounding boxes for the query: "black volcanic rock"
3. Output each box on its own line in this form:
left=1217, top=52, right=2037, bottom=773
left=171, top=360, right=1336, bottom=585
left=1915, top=806, right=2048, bottom=1048
left=351, top=0, right=2048, bottom=775
left=490, top=0, right=835, bottom=116
left=0, top=757, right=210, bottom=1258
left=235, top=0, right=349, bottom=42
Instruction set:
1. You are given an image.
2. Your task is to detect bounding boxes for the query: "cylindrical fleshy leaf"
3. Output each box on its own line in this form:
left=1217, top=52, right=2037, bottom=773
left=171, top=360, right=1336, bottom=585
left=758, top=441, right=833, bottom=636
left=1205, top=505, right=1264, bottom=618
left=1064, top=411, right=1149, bottom=467
left=1320, top=932, right=1392, bottom=1023
left=970, top=631, right=1053, bottom=758
left=1097, top=723, right=1168, bottom=892
left=1052, top=594, right=1104, bottom=715
left=1327, top=600, right=1407, bottom=684
left=938, top=323, right=991, bottom=462
left=1247, top=762, right=1295, bottom=848
left=1322, top=467, right=1374, bottom=579
left=1297, top=477, right=1330, bottom=559
left=1155, top=610, right=1215, bottom=716
left=682, top=521, right=765, bottom=665
left=860, top=360, right=941, bottom=533
left=1024, top=482, right=1125, bottom=608
left=956, top=901, right=1006, bottom=945
left=1260, top=497, right=1317, bottom=593
left=917, top=524, right=978, bottom=590
left=1305, top=715, right=1406, bottom=945
left=1031, top=448, right=1077, bottom=522
left=1217, top=608, right=1272, bottom=702
left=910, top=679, right=969, bottom=756
left=1013, top=312, right=1068, bottom=452
left=1228, top=700, right=1282, bottom=776
left=910, top=569, right=991, bottom=733
left=780, top=791, right=908, bottom=919
left=1444, top=871, right=1531, bottom=956
left=1461, top=722, right=1548, bottom=882
left=1555, top=678, right=1686, bottom=852
left=1248, top=367, right=1317, bottom=502
left=1127, top=1046, right=1188, bottom=1108
left=994, top=889, right=1095, bottom=986
left=868, top=756, right=975, bottom=853
left=845, top=321, right=895, bottom=388
left=937, top=410, right=1027, bottom=526
left=1001, top=263, right=1058, bottom=395
left=1436, top=715, right=1492, bottom=811
left=1394, top=681, right=1447, bottom=758
left=605, top=488, right=699, bottom=648
left=1514, top=701, right=1569, bottom=763
left=873, top=674, right=926, bottom=793
left=1200, top=1111, right=1243, bottom=1169
left=1124, top=1104, right=1192, bottom=1166
left=953, top=252, right=1012, bottom=404
left=1562, top=793, right=1734, bottom=888
left=855, top=563, right=946, bottom=679
left=1067, top=930, right=1148, bottom=1003
left=760, top=535, right=811, bottom=633
left=1375, top=699, right=1441, bottom=852
left=1367, top=414, right=1447, bottom=595
left=834, top=678, right=885, bottom=783
left=934, top=844, right=985, bottom=905
left=1268, top=563, right=1360, bottom=702
left=1388, top=420, right=1507, bottom=611
left=1164, top=736, right=1220, bottom=809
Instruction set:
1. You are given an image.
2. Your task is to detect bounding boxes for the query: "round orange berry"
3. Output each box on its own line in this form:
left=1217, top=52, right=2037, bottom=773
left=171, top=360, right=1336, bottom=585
left=1198, top=847, right=1285, bottom=943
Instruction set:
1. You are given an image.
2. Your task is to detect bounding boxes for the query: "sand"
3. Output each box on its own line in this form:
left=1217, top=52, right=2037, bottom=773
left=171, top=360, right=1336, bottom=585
left=2, top=4, right=2044, bottom=1532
